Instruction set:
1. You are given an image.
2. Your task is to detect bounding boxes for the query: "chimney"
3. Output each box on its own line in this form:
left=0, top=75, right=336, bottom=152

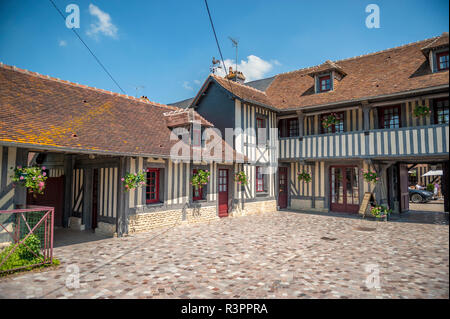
left=225, top=66, right=245, bottom=83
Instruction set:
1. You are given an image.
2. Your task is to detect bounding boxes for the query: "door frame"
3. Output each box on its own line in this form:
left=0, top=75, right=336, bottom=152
left=218, top=168, right=229, bottom=217
left=277, top=166, right=289, bottom=209
left=329, top=164, right=360, bottom=213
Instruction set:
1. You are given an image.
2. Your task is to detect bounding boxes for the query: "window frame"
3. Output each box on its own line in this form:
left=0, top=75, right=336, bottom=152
left=436, top=51, right=449, bottom=72
left=318, top=75, right=332, bottom=93
left=378, top=105, right=401, bottom=129
left=320, top=111, right=345, bottom=134
left=287, top=118, right=299, bottom=137
left=434, top=98, right=449, bottom=125
left=192, top=127, right=202, bottom=147
left=145, top=168, right=160, bottom=204
left=256, top=117, right=267, bottom=145
left=256, top=166, right=267, bottom=193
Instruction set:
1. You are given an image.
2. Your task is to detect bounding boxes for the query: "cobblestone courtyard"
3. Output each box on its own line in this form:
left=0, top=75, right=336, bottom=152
left=0, top=210, right=448, bottom=299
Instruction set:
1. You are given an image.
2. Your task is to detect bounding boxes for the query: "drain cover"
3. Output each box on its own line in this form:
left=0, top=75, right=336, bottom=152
left=354, top=226, right=376, bottom=232
left=321, top=236, right=337, bottom=241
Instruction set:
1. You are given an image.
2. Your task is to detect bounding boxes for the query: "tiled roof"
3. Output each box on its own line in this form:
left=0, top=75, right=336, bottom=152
left=164, top=108, right=213, bottom=128
left=306, top=60, right=346, bottom=77
left=208, top=34, right=449, bottom=111
left=0, top=63, right=211, bottom=158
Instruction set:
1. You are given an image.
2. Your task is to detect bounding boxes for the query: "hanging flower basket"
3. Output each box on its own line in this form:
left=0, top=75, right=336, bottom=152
left=11, top=166, right=48, bottom=196
left=297, top=171, right=312, bottom=183
left=413, top=105, right=431, bottom=118
left=234, top=171, right=248, bottom=185
left=321, top=112, right=339, bottom=129
left=121, top=170, right=146, bottom=191
left=370, top=205, right=391, bottom=219
left=362, top=169, right=379, bottom=183
left=191, top=169, right=210, bottom=190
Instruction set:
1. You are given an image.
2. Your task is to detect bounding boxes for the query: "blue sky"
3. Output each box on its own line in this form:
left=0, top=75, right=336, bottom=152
left=0, top=0, right=448, bottom=104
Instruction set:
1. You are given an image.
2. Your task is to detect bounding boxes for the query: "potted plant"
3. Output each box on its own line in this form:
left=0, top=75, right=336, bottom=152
left=121, top=170, right=146, bottom=191
left=234, top=171, right=248, bottom=186
left=362, top=169, right=379, bottom=183
left=321, top=113, right=339, bottom=129
left=413, top=104, right=431, bottom=118
left=11, top=166, right=48, bottom=196
left=297, top=171, right=312, bottom=183
left=191, top=169, right=210, bottom=190
left=370, top=205, right=391, bottom=221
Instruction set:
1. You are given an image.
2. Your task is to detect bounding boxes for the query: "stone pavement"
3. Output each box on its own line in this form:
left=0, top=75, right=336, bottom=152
left=0, top=210, right=448, bottom=299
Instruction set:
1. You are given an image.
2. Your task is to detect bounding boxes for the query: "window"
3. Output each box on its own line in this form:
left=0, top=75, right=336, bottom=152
left=435, top=98, right=449, bottom=124
left=146, top=168, right=160, bottom=204
left=288, top=118, right=299, bottom=137
left=256, top=166, right=267, bottom=193
left=320, top=112, right=344, bottom=134
left=256, top=117, right=266, bottom=145
left=192, top=169, right=206, bottom=201
left=192, top=127, right=201, bottom=147
left=318, top=75, right=331, bottom=92
left=379, top=105, right=401, bottom=129
left=436, top=51, right=449, bottom=71
left=278, top=118, right=299, bottom=138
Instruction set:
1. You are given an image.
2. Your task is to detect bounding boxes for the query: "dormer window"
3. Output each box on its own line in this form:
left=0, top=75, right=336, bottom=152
left=437, top=51, right=449, bottom=71
left=308, top=60, right=346, bottom=94
left=318, top=75, right=331, bottom=92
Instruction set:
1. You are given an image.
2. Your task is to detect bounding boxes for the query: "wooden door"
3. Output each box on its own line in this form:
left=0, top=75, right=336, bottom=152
left=27, top=176, right=64, bottom=227
left=399, top=164, right=409, bottom=212
left=330, top=166, right=359, bottom=213
left=278, top=167, right=288, bottom=208
left=218, top=169, right=228, bottom=217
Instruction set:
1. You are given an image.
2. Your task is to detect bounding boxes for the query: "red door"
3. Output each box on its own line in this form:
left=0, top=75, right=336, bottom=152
left=27, top=176, right=64, bottom=227
left=218, top=169, right=228, bottom=217
left=330, top=166, right=359, bottom=213
left=399, top=164, right=409, bottom=212
left=278, top=167, right=288, bottom=208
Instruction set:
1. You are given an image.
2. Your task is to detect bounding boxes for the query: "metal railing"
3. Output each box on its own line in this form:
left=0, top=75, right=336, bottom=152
left=0, top=205, right=54, bottom=274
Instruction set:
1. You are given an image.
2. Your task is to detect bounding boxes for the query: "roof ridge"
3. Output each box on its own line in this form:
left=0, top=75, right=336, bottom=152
left=273, top=35, right=441, bottom=77
left=0, top=62, right=179, bottom=111
left=211, top=73, right=268, bottom=95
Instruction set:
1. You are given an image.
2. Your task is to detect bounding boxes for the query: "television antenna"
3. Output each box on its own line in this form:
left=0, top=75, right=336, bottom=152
left=228, top=36, right=239, bottom=73
left=134, top=85, right=145, bottom=98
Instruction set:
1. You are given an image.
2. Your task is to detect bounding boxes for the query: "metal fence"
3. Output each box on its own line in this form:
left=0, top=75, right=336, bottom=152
left=0, top=205, right=54, bottom=274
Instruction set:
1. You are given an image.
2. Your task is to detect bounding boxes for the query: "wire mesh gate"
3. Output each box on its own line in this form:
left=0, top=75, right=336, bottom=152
left=0, top=206, right=54, bottom=274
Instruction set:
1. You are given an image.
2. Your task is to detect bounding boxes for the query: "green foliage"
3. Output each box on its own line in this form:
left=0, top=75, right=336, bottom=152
left=297, top=171, right=312, bottom=183
left=321, top=112, right=339, bottom=129
left=370, top=205, right=391, bottom=219
left=121, top=170, right=146, bottom=191
left=413, top=105, right=431, bottom=118
left=361, top=169, right=379, bottom=183
left=191, top=169, right=210, bottom=190
left=11, top=166, right=48, bottom=195
left=0, top=234, right=44, bottom=273
left=426, top=183, right=435, bottom=192
left=234, top=171, right=248, bottom=185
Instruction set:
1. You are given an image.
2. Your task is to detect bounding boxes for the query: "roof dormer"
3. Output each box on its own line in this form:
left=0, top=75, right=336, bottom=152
left=421, top=32, right=449, bottom=73
left=307, top=60, right=346, bottom=94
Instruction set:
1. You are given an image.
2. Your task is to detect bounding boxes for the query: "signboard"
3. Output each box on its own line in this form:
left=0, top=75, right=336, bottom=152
left=359, top=192, right=376, bottom=217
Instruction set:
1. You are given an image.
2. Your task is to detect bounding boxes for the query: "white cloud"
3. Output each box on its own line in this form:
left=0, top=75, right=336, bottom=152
left=215, top=55, right=280, bottom=82
left=58, top=40, right=67, bottom=47
left=182, top=81, right=194, bottom=91
left=86, top=4, right=118, bottom=39
left=193, top=79, right=201, bottom=85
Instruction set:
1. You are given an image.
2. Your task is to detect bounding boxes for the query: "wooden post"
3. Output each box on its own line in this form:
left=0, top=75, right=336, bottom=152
left=362, top=102, right=370, bottom=131
left=63, top=154, right=74, bottom=228
left=117, top=156, right=129, bottom=236
left=14, top=148, right=28, bottom=208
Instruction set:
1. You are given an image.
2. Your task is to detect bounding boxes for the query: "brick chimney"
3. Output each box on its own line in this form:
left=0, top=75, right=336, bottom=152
left=225, top=66, right=245, bottom=83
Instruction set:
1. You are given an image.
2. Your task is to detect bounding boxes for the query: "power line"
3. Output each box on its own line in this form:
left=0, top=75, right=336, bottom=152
left=204, top=0, right=234, bottom=94
left=48, top=0, right=127, bottom=95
